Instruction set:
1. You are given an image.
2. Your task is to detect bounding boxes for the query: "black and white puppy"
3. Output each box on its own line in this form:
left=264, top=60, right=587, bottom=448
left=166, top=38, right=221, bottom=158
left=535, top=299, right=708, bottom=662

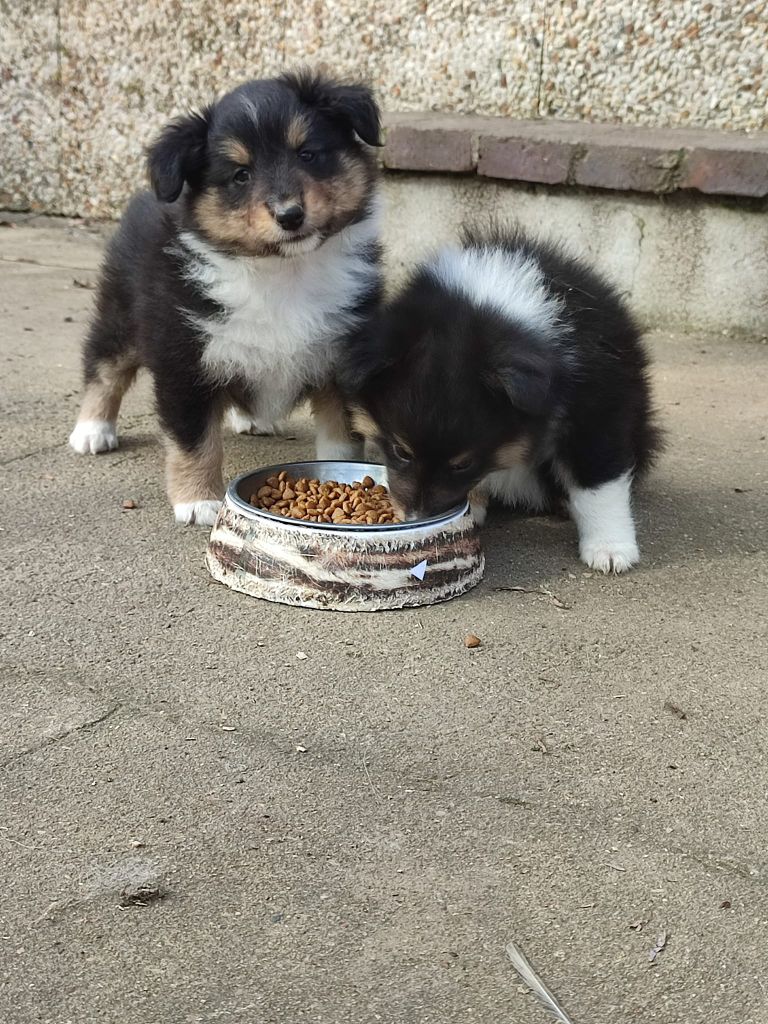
left=69, top=70, right=382, bottom=526
left=340, top=227, right=662, bottom=573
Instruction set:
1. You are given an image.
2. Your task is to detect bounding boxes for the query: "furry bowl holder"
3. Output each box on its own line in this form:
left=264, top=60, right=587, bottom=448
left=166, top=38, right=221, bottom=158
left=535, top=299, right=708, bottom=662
left=205, top=462, right=484, bottom=611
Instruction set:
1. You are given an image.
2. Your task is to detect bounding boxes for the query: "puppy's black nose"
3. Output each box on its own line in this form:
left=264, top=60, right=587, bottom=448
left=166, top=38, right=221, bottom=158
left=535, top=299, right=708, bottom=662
left=275, top=205, right=305, bottom=231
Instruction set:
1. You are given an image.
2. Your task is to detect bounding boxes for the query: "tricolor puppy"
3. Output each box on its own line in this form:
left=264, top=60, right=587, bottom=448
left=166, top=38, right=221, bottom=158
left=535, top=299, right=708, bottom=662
left=69, top=71, right=382, bottom=526
left=340, top=227, right=662, bottom=573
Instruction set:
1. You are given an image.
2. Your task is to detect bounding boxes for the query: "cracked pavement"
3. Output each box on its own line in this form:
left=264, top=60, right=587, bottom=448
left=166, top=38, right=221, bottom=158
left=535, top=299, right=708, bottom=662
left=1, top=218, right=768, bottom=1023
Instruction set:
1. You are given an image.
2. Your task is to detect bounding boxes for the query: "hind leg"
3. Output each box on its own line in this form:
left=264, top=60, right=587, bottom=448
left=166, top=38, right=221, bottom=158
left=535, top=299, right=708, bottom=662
left=69, top=324, right=139, bottom=454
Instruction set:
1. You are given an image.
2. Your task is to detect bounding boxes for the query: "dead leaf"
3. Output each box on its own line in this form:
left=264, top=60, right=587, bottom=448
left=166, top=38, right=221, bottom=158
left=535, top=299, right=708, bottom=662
left=648, top=930, right=668, bottom=963
left=72, top=277, right=96, bottom=289
left=733, top=487, right=751, bottom=494
left=532, top=736, right=549, bottom=754
left=720, top=900, right=732, bottom=909
left=663, top=700, right=687, bottom=720
left=629, top=919, right=646, bottom=931
left=119, top=882, right=168, bottom=907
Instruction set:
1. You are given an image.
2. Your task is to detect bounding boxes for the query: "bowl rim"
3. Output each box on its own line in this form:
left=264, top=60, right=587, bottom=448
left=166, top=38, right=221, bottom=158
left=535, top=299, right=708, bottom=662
left=225, top=461, right=470, bottom=533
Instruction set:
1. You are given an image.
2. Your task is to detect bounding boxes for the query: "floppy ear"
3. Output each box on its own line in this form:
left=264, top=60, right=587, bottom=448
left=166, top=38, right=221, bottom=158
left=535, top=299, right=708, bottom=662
left=281, top=71, right=381, bottom=146
left=489, top=343, right=555, bottom=416
left=320, top=83, right=381, bottom=146
left=147, top=109, right=210, bottom=203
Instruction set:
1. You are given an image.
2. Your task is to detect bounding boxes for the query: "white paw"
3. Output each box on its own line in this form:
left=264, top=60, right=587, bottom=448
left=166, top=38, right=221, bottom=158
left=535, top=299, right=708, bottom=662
left=226, top=408, right=281, bottom=436
left=579, top=539, right=640, bottom=574
left=315, top=439, right=364, bottom=461
left=173, top=500, right=223, bottom=527
left=69, top=419, right=118, bottom=455
left=469, top=490, right=489, bottom=526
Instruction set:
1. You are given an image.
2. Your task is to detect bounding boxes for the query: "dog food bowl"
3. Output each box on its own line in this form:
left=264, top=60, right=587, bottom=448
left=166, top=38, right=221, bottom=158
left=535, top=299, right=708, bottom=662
left=205, top=461, right=484, bottom=611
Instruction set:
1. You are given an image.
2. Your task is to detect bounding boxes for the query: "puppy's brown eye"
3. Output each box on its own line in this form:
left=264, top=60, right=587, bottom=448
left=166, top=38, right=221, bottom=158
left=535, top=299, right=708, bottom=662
left=392, top=443, right=412, bottom=464
left=297, top=149, right=316, bottom=164
left=233, top=167, right=251, bottom=184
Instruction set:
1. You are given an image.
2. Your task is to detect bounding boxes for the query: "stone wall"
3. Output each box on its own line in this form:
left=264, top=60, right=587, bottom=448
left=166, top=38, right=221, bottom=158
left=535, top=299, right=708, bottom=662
left=2, top=1, right=766, bottom=218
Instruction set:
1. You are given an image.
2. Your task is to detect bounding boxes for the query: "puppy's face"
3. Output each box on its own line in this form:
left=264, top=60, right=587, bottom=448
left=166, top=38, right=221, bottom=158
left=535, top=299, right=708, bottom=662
left=342, top=288, right=555, bottom=521
left=351, top=396, right=529, bottom=521
left=148, top=71, right=380, bottom=257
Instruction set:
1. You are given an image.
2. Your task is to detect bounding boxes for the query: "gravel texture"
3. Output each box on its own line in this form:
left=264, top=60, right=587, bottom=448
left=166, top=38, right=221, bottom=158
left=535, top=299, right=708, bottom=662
left=1, top=1, right=766, bottom=217
left=0, top=0, right=61, bottom=212
left=541, top=0, right=768, bottom=131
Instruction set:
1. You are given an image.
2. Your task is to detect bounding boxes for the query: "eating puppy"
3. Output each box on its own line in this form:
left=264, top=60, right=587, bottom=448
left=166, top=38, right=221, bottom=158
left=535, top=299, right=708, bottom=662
left=69, top=70, right=382, bottom=526
left=340, top=226, right=662, bottom=573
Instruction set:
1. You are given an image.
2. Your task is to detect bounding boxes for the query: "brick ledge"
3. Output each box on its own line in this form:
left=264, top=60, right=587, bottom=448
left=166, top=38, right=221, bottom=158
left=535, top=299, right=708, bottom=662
left=381, top=113, right=768, bottom=199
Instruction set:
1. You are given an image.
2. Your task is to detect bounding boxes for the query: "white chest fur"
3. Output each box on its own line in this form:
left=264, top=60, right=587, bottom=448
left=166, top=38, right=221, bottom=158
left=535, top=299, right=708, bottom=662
left=178, top=213, right=379, bottom=422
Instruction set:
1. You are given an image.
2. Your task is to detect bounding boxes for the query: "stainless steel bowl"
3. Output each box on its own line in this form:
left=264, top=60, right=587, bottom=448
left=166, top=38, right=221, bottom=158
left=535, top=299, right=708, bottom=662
left=206, top=461, right=484, bottom=612
left=227, top=460, right=468, bottom=531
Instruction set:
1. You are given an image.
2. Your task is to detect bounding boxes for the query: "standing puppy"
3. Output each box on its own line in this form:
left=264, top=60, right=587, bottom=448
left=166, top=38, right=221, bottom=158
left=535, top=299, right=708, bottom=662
left=340, top=227, right=662, bottom=573
left=69, top=71, right=382, bottom=526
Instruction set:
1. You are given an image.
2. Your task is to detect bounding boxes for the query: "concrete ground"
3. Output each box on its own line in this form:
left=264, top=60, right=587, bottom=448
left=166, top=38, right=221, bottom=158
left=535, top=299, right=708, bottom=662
left=1, top=217, right=767, bottom=1024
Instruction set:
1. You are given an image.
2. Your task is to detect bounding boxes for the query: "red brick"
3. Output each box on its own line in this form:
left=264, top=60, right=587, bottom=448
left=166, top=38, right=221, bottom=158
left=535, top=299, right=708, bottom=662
left=572, top=145, right=683, bottom=192
left=380, top=112, right=768, bottom=199
left=681, top=149, right=768, bottom=198
left=478, top=136, right=573, bottom=184
left=383, top=126, right=474, bottom=174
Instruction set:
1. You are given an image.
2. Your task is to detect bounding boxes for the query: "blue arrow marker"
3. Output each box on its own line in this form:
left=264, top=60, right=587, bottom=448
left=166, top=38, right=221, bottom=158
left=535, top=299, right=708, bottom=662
left=410, top=559, right=428, bottom=581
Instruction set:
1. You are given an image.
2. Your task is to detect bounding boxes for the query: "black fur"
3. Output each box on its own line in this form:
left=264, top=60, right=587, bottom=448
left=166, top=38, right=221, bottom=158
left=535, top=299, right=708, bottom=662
left=340, top=225, right=662, bottom=521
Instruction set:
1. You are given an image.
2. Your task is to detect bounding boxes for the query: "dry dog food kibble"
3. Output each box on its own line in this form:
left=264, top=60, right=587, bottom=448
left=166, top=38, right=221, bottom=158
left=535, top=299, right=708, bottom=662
left=249, top=473, right=402, bottom=525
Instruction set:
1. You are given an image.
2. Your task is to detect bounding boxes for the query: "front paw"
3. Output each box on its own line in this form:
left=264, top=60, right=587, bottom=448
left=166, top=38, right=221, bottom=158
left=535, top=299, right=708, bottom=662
left=173, top=500, right=222, bottom=527
left=468, top=488, right=489, bottom=526
left=226, top=408, right=281, bottom=436
left=315, top=439, right=364, bottom=461
left=579, top=539, right=640, bottom=574
left=69, top=419, right=118, bottom=455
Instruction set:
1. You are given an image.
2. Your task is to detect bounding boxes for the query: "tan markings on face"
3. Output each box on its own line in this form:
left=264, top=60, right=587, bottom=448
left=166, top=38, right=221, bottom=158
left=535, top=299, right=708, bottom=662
left=350, top=407, right=380, bottom=441
left=220, top=138, right=251, bottom=165
left=164, top=417, right=224, bottom=506
left=493, top=438, right=531, bottom=470
left=310, top=385, right=351, bottom=445
left=194, top=189, right=280, bottom=254
left=286, top=113, right=309, bottom=150
left=76, top=353, right=139, bottom=424
left=393, top=435, right=415, bottom=457
left=302, top=151, right=375, bottom=233
left=384, top=467, right=419, bottom=518
left=387, top=491, right=407, bottom=521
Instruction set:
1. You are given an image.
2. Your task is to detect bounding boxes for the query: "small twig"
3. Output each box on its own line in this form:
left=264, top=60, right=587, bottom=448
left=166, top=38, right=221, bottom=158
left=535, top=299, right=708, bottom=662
left=494, top=585, right=571, bottom=610
left=0, top=834, right=37, bottom=850
left=506, top=941, right=576, bottom=1023
left=362, top=752, right=383, bottom=804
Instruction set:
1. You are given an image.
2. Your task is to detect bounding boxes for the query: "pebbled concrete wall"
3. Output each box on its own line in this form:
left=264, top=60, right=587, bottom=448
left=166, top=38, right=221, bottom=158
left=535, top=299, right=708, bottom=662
left=1, top=1, right=767, bottom=218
